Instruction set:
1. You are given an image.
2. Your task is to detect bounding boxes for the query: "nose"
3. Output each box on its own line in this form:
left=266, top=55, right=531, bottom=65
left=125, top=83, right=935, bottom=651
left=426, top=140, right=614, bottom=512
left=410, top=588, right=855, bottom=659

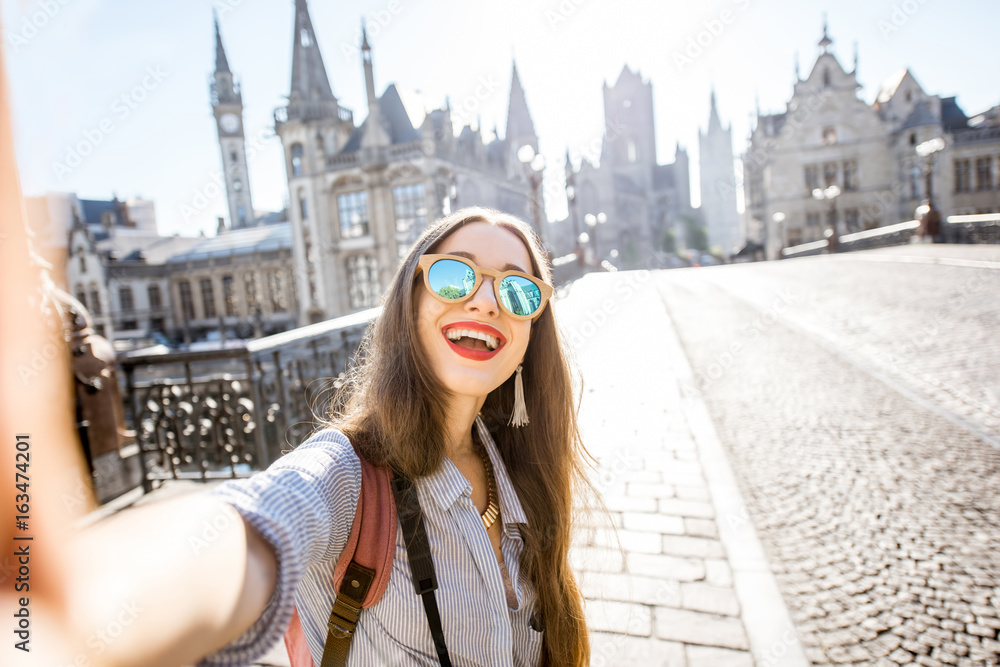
left=464, top=276, right=499, bottom=318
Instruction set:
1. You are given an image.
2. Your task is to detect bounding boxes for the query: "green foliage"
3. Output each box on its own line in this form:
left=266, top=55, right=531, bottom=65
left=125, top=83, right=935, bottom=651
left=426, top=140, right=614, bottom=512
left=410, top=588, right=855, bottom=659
left=437, top=285, right=463, bottom=299
left=681, top=215, right=709, bottom=252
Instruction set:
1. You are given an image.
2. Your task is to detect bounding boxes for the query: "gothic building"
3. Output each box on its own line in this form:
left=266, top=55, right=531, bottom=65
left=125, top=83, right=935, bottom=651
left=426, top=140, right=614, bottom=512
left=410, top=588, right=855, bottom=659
left=743, top=23, right=1000, bottom=259
left=698, top=89, right=741, bottom=255
left=566, top=66, right=693, bottom=268
left=276, top=0, right=538, bottom=323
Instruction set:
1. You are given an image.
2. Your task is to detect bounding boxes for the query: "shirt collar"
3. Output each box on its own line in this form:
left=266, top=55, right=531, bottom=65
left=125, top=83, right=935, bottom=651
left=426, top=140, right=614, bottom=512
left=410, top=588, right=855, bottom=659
left=421, top=416, right=530, bottom=529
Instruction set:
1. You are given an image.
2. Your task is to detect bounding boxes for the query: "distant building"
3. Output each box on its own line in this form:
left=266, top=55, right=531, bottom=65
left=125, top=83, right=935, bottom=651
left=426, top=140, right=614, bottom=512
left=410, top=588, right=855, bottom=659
left=64, top=196, right=201, bottom=340
left=564, top=66, right=694, bottom=268
left=273, top=0, right=539, bottom=322
left=744, top=22, right=1000, bottom=258
left=698, top=89, right=741, bottom=255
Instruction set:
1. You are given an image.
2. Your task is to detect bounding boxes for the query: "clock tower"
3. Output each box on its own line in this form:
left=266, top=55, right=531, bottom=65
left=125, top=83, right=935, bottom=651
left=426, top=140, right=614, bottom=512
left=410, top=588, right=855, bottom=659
left=211, top=14, right=254, bottom=230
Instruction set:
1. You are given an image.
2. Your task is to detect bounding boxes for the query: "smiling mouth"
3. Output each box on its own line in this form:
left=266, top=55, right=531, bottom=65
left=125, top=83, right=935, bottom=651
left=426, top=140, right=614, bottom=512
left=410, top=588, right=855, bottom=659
left=444, top=328, right=501, bottom=352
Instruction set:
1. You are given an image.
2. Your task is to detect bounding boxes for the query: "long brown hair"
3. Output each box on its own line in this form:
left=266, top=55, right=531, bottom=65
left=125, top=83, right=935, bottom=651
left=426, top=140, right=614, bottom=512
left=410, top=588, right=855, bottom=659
left=327, top=206, right=593, bottom=664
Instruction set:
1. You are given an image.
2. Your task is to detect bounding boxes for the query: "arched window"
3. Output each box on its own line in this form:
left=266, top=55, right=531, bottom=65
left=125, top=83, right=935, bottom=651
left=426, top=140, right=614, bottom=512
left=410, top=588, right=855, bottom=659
left=78, top=252, right=86, bottom=273
left=75, top=285, right=87, bottom=309
left=291, top=144, right=304, bottom=177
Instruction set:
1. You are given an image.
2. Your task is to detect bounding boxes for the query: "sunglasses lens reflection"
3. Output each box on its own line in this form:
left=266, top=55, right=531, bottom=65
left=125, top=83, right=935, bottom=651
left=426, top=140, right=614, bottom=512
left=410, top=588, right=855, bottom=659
left=427, top=259, right=476, bottom=300
left=499, top=276, right=542, bottom=317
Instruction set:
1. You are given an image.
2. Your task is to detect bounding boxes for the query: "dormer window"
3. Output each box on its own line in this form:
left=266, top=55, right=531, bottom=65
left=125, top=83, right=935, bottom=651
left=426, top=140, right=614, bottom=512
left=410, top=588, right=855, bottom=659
left=822, top=127, right=837, bottom=145
left=291, top=144, right=304, bottom=177
left=79, top=253, right=86, bottom=273
left=823, top=68, right=831, bottom=87
left=905, top=91, right=912, bottom=103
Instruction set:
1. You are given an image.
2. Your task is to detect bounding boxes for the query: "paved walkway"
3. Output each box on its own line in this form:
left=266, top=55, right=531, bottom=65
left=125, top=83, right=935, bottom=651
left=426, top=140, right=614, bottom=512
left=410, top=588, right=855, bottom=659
left=91, top=269, right=804, bottom=666
left=559, top=270, right=807, bottom=666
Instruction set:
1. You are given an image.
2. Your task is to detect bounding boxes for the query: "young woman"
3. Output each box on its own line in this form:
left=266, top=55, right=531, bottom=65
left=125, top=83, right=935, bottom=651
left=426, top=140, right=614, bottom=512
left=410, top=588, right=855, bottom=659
left=62, top=208, right=594, bottom=666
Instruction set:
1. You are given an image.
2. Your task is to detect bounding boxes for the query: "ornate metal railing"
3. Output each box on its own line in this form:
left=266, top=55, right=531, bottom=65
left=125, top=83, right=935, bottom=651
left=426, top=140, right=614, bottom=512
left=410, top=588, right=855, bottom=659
left=947, top=214, right=1000, bottom=243
left=119, top=308, right=378, bottom=492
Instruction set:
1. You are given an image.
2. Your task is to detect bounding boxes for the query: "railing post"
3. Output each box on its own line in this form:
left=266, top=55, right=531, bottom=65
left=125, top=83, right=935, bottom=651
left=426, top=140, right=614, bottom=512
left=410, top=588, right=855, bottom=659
left=245, top=355, right=269, bottom=470
left=273, top=349, right=288, bottom=457
left=124, top=364, right=152, bottom=494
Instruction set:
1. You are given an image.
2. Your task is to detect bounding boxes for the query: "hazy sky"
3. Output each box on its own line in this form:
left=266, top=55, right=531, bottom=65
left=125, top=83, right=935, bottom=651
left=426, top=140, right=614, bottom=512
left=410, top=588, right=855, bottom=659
left=4, top=0, right=997, bottom=237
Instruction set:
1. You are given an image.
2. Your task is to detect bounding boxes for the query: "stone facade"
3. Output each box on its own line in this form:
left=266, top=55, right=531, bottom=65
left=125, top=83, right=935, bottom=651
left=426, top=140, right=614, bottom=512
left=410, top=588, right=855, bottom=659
left=744, top=24, right=1000, bottom=259
left=275, top=0, right=538, bottom=322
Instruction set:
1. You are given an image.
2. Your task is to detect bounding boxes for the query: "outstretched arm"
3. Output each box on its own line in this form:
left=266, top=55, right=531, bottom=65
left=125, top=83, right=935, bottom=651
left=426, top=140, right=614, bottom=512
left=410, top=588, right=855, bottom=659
left=66, top=494, right=278, bottom=667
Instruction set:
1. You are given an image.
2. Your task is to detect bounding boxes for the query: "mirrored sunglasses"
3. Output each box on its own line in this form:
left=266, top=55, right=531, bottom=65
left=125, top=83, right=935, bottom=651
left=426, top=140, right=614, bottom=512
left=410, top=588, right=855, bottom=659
left=415, top=255, right=553, bottom=320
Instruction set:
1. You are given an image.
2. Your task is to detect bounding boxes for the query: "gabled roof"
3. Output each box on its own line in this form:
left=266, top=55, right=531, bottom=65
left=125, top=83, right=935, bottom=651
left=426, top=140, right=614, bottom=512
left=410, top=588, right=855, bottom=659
left=339, top=84, right=421, bottom=152
left=943, top=97, right=971, bottom=131
left=79, top=199, right=127, bottom=227
left=167, top=223, right=292, bottom=263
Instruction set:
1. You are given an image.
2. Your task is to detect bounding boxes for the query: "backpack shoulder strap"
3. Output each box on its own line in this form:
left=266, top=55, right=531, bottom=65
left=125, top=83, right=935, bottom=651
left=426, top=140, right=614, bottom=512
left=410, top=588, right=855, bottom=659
left=283, top=437, right=397, bottom=667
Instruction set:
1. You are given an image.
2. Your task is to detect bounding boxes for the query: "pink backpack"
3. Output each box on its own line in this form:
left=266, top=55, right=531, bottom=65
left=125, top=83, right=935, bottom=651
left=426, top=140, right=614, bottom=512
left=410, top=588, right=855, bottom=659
left=283, top=440, right=397, bottom=667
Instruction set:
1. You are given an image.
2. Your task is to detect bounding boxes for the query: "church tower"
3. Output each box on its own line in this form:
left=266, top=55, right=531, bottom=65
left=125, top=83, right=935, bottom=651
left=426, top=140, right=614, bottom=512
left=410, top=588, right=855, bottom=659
left=504, top=61, right=538, bottom=179
left=601, top=66, right=657, bottom=191
left=698, top=88, right=741, bottom=254
left=211, top=14, right=254, bottom=229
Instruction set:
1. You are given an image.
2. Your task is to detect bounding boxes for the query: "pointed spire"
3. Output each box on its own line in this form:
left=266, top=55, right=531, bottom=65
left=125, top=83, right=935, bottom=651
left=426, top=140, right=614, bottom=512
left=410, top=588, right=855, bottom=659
left=708, top=85, right=721, bottom=132
left=213, top=10, right=230, bottom=73
left=361, top=18, right=377, bottom=110
left=504, top=60, right=536, bottom=145
left=818, top=14, right=832, bottom=53
left=289, top=0, right=336, bottom=102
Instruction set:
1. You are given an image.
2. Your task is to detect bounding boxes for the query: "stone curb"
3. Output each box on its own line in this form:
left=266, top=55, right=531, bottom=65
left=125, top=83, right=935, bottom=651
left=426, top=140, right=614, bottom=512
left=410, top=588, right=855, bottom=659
left=655, top=278, right=810, bottom=667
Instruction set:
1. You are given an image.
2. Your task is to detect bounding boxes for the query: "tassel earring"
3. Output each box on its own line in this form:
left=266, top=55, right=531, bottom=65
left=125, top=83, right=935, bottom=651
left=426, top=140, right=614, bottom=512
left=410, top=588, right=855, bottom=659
left=509, top=364, right=529, bottom=427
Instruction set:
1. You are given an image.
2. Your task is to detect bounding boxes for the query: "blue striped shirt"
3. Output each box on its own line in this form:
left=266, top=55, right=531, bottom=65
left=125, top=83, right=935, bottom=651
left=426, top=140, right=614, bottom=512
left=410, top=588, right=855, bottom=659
left=198, top=415, right=543, bottom=667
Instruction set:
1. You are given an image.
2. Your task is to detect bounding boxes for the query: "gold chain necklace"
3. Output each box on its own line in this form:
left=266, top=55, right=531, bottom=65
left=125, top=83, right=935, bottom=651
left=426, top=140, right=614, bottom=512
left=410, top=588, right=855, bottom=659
left=477, top=443, right=500, bottom=530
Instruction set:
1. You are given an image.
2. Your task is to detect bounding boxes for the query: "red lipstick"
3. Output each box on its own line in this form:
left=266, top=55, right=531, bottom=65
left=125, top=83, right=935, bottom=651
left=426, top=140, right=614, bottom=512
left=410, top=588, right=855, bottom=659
left=441, top=321, right=506, bottom=361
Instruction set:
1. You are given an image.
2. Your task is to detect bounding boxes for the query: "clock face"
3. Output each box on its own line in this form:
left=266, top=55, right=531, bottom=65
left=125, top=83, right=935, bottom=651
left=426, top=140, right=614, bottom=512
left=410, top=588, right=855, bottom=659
left=220, top=113, right=240, bottom=133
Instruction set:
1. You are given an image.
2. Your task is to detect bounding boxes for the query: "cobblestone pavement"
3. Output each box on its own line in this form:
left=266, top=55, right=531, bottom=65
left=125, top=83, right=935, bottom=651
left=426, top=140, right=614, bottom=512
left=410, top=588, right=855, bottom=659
left=555, top=270, right=802, bottom=666
left=656, top=247, right=1000, bottom=666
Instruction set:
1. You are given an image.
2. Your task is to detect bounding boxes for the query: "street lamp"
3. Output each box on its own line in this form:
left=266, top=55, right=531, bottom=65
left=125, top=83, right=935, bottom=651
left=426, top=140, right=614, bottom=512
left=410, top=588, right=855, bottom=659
left=584, top=212, right=607, bottom=266
left=518, top=145, right=546, bottom=243
left=772, top=212, right=786, bottom=250
left=812, top=184, right=841, bottom=251
left=915, top=137, right=944, bottom=241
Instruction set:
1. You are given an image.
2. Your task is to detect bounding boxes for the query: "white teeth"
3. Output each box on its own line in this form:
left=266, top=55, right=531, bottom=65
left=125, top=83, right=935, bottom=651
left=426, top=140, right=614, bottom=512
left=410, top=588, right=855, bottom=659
left=445, top=328, right=500, bottom=351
